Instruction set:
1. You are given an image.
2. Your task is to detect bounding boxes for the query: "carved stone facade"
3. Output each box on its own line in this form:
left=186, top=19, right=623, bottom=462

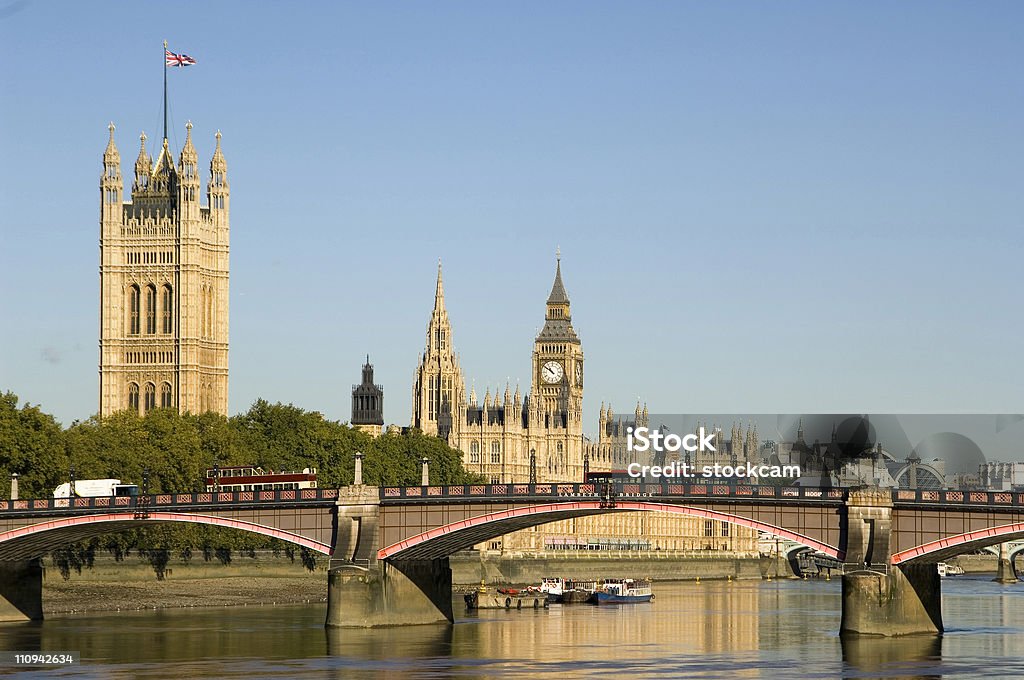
left=99, top=122, right=229, bottom=416
left=413, top=258, right=585, bottom=484
left=352, top=357, right=384, bottom=437
left=411, top=256, right=758, bottom=554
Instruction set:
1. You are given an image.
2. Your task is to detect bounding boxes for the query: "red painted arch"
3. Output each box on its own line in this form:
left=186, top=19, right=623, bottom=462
left=892, top=522, right=1024, bottom=565
left=0, top=512, right=332, bottom=555
left=377, top=501, right=840, bottom=560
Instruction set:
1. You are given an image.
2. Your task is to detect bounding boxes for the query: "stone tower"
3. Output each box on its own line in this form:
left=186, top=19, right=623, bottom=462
left=529, top=252, right=585, bottom=479
left=98, top=122, right=229, bottom=416
left=352, top=356, right=384, bottom=437
left=411, top=261, right=466, bottom=438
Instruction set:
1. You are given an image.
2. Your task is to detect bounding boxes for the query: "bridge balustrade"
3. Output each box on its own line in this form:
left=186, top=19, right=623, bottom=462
left=3, top=486, right=1022, bottom=515
left=891, top=489, right=1024, bottom=506
left=377, top=482, right=852, bottom=503
left=0, top=487, right=340, bottom=515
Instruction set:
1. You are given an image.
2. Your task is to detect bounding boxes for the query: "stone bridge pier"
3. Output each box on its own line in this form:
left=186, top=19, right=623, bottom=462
left=839, top=487, right=942, bottom=636
left=0, top=559, right=43, bottom=622
left=326, top=486, right=452, bottom=627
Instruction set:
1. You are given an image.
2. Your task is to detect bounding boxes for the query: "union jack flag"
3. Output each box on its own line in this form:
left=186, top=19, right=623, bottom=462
left=165, top=50, right=196, bottom=67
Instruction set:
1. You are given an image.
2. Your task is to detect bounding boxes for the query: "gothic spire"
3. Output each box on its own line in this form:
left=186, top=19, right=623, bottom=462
left=434, top=259, right=445, bottom=312
left=547, top=248, right=569, bottom=304
left=104, top=122, right=119, bottom=161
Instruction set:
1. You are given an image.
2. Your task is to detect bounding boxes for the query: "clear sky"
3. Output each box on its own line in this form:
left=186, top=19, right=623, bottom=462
left=1, top=2, right=1022, bottom=433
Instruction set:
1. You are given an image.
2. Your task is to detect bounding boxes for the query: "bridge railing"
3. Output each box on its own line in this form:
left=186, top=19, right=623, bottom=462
left=892, top=489, right=1024, bottom=507
left=379, top=483, right=850, bottom=502
left=0, top=487, right=341, bottom=514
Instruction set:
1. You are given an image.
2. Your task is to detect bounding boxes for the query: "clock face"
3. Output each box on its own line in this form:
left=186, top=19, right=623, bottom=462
left=541, top=361, right=564, bottom=384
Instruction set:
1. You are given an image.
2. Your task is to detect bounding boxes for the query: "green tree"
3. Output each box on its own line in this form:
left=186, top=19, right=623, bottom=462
left=0, top=392, right=67, bottom=498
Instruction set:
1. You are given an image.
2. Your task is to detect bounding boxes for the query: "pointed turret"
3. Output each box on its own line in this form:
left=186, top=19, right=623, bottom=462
left=547, top=248, right=569, bottom=305
left=208, top=130, right=229, bottom=224
left=103, top=122, right=120, bottom=164
left=434, top=258, right=445, bottom=308
left=132, top=132, right=152, bottom=193
left=178, top=122, right=200, bottom=219
left=101, top=122, right=123, bottom=223
left=536, top=250, right=580, bottom=344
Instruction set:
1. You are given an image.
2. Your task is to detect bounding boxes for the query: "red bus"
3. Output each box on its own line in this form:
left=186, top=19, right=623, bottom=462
left=203, top=466, right=317, bottom=492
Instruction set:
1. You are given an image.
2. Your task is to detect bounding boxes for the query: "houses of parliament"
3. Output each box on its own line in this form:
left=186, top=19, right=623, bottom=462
left=409, top=258, right=758, bottom=554
left=96, top=117, right=754, bottom=554
left=98, top=121, right=229, bottom=417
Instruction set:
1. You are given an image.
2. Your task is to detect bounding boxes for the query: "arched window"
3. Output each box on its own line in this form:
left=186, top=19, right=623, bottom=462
left=491, top=441, right=501, bottom=464
left=145, top=285, right=156, bottom=334
left=128, top=383, right=140, bottom=412
left=160, top=382, right=172, bottom=408
left=129, top=285, right=140, bottom=335
left=470, top=440, right=480, bottom=464
left=162, top=284, right=173, bottom=334
left=143, top=383, right=156, bottom=413
left=199, top=287, right=207, bottom=338
left=206, top=289, right=214, bottom=338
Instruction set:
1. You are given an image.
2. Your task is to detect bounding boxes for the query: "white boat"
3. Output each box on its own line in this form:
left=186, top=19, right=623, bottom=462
left=536, top=577, right=598, bottom=604
left=937, top=562, right=964, bottom=577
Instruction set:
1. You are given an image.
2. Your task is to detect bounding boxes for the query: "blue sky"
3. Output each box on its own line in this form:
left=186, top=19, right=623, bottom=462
left=1, top=2, right=1022, bottom=432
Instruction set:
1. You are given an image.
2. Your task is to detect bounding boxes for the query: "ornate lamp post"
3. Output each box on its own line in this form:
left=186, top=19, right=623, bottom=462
left=354, top=451, right=364, bottom=486
left=529, top=448, right=537, bottom=485
left=213, top=463, right=220, bottom=492
left=420, top=457, right=430, bottom=487
left=69, top=465, right=76, bottom=498
left=583, top=450, right=590, bottom=481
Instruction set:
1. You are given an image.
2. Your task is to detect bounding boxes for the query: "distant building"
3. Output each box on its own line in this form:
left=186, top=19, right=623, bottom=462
left=98, top=121, right=230, bottom=416
left=775, top=420, right=947, bottom=489
left=980, top=461, right=1024, bottom=491
left=351, top=357, right=384, bottom=437
left=410, top=255, right=758, bottom=555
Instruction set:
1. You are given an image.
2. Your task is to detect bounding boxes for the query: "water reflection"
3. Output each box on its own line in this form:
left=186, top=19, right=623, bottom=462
left=0, top=578, right=1020, bottom=678
left=841, top=635, right=942, bottom=680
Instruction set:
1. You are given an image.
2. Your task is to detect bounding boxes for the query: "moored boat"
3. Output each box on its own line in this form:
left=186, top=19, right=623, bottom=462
left=537, top=577, right=598, bottom=604
left=464, top=584, right=548, bottom=610
left=589, top=578, right=653, bottom=604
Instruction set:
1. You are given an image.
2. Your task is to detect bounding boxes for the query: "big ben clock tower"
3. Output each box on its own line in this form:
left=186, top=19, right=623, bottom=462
left=530, top=252, right=584, bottom=479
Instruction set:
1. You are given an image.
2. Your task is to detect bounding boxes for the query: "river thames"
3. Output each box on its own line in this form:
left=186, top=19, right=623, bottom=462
left=1, top=576, right=1022, bottom=679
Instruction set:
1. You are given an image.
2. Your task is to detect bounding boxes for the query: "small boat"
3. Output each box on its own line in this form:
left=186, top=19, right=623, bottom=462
left=464, top=583, right=548, bottom=610
left=589, top=578, right=653, bottom=604
left=937, top=562, right=964, bottom=577
left=537, top=577, right=598, bottom=604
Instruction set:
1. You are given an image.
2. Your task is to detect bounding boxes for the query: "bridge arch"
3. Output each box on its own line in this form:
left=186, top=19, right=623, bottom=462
left=0, top=512, right=332, bottom=560
left=892, top=522, right=1024, bottom=565
left=378, top=501, right=840, bottom=561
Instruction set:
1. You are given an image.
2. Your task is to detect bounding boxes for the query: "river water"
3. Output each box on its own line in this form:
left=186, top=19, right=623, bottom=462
left=1, top=576, right=1022, bottom=679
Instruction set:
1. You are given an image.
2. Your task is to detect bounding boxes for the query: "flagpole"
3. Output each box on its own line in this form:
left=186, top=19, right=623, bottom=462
left=163, top=39, right=168, bottom=142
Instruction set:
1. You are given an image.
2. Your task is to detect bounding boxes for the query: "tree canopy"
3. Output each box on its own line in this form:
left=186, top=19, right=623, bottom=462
left=0, top=391, right=482, bottom=577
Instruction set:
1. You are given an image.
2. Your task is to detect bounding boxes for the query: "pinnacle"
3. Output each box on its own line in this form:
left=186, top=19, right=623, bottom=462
left=547, top=254, right=569, bottom=305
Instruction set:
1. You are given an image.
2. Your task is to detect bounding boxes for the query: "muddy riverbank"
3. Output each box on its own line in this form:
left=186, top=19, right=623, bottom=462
left=40, top=553, right=325, bottom=616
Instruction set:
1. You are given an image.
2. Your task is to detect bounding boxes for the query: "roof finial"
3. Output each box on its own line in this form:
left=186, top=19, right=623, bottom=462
left=215, top=130, right=222, bottom=148
left=108, top=122, right=115, bottom=139
left=556, top=245, right=561, bottom=261
left=434, top=259, right=445, bottom=308
left=185, top=120, right=193, bottom=139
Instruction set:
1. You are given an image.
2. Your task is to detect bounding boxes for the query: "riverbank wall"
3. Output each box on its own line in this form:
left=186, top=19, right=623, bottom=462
left=450, top=551, right=769, bottom=584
